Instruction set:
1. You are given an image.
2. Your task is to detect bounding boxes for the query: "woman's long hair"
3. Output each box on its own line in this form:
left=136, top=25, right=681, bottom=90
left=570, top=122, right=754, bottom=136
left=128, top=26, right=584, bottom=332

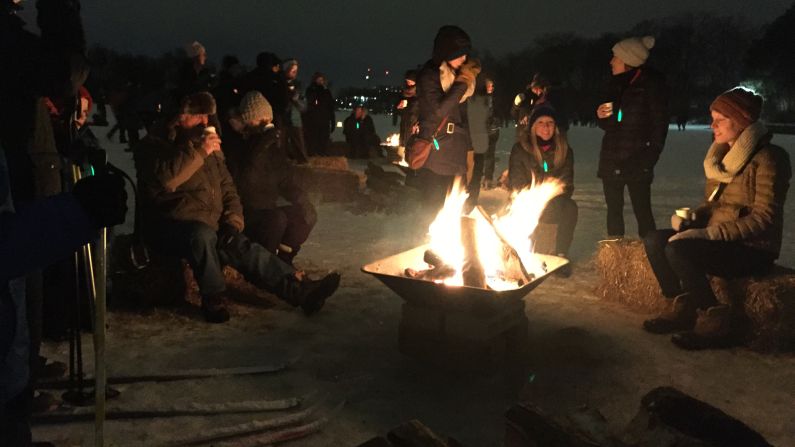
left=525, top=120, right=568, bottom=172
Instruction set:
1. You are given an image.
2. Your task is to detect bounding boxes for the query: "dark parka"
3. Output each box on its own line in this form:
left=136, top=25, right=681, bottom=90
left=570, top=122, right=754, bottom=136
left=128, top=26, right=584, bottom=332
left=508, top=137, right=575, bottom=198
left=397, top=86, right=420, bottom=147
left=304, top=82, right=336, bottom=155
left=232, top=126, right=310, bottom=217
left=134, top=123, right=244, bottom=238
left=597, top=67, right=669, bottom=181
left=416, top=26, right=472, bottom=176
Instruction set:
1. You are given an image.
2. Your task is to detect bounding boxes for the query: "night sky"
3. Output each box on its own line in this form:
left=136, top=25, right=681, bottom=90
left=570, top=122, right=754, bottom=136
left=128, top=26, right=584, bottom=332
left=17, top=0, right=794, bottom=88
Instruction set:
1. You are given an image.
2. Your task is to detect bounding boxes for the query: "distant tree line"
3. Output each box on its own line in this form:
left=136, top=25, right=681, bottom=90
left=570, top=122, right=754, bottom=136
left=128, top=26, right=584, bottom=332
left=481, top=5, right=795, bottom=126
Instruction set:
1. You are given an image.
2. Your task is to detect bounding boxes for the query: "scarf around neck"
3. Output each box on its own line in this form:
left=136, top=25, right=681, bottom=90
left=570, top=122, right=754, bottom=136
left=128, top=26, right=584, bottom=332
left=703, top=121, right=769, bottom=183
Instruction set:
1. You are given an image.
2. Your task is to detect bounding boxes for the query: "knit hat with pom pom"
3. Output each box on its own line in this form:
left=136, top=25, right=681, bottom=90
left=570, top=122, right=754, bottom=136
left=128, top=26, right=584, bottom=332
left=612, top=36, right=656, bottom=67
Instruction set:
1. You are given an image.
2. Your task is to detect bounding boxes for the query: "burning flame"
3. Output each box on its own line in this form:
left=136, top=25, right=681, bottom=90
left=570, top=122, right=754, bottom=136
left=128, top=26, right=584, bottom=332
left=385, top=133, right=400, bottom=147
left=425, top=176, right=565, bottom=290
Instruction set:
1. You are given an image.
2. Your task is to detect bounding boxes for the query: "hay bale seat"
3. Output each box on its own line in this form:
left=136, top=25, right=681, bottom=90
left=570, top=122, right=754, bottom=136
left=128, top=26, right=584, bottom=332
left=594, top=238, right=795, bottom=352
left=293, top=156, right=364, bottom=203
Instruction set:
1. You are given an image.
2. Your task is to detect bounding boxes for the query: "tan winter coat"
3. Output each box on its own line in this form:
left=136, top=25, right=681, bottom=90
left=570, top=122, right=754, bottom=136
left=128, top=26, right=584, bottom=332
left=134, top=123, right=244, bottom=237
left=696, top=127, right=791, bottom=257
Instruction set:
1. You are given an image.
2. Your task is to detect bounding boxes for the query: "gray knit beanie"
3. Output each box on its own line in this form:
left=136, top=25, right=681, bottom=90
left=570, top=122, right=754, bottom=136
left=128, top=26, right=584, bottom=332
left=612, top=36, right=655, bottom=67
left=238, top=91, right=273, bottom=124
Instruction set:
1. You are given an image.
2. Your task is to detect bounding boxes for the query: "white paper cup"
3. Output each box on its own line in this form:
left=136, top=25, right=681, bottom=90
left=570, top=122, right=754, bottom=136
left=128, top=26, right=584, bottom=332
left=203, top=126, right=217, bottom=135
left=675, top=207, right=694, bottom=221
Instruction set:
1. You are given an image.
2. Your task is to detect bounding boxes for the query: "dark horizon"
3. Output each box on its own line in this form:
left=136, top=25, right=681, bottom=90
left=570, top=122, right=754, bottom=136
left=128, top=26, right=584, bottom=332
left=16, top=0, right=794, bottom=88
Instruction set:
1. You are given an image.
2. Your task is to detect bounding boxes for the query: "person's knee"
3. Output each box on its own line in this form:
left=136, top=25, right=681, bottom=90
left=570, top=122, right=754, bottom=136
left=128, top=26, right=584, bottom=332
left=664, top=239, right=695, bottom=263
left=186, top=222, right=218, bottom=249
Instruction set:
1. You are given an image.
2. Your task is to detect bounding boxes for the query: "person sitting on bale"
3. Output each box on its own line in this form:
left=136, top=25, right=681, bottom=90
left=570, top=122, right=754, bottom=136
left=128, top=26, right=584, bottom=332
left=508, top=105, right=577, bottom=277
left=228, top=91, right=316, bottom=266
left=343, top=105, right=379, bottom=159
left=642, top=87, right=791, bottom=350
left=134, top=91, right=340, bottom=323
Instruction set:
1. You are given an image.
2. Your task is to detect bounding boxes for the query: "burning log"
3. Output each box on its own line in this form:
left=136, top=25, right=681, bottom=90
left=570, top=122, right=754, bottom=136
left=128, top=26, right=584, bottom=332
left=404, top=250, right=455, bottom=281
left=473, top=207, right=533, bottom=286
left=461, top=216, right=486, bottom=288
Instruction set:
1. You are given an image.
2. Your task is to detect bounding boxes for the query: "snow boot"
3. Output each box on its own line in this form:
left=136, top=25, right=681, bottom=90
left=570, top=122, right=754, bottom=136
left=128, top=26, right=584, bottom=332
left=671, top=305, right=739, bottom=350
left=643, top=293, right=700, bottom=334
left=201, top=293, right=230, bottom=323
left=279, top=272, right=341, bottom=316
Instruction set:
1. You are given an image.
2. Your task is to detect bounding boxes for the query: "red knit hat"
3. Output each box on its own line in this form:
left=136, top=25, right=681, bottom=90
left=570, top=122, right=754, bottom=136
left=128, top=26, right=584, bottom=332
left=710, top=87, right=763, bottom=129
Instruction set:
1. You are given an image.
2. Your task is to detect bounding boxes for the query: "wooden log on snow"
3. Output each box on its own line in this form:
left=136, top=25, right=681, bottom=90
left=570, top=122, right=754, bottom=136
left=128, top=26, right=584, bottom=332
left=461, top=216, right=486, bottom=288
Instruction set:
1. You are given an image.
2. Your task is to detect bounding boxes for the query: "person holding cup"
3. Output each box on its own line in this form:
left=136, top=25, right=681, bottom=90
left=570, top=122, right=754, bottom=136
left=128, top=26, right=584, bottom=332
left=641, top=88, right=791, bottom=350
left=596, top=35, right=669, bottom=239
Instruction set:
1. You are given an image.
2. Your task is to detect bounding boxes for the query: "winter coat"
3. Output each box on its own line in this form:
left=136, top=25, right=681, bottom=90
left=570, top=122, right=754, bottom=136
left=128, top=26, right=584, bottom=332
left=468, top=94, right=491, bottom=154
left=304, top=84, right=336, bottom=132
left=416, top=60, right=471, bottom=176
left=242, top=67, right=288, bottom=122
left=1, top=145, right=96, bottom=404
left=134, top=123, right=244, bottom=238
left=694, top=128, right=791, bottom=257
left=597, top=67, right=669, bottom=181
left=233, top=126, right=311, bottom=217
left=508, top=137, right=574, bottom=198
left=343, top=114, right=379, bottom=148
left=397, top=87, right=420, bottom=147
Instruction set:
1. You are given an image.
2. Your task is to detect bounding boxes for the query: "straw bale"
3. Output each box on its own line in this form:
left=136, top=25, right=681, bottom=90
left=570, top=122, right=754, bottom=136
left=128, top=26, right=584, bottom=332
left=308, top=155, right=349, bottom=171
left=293, top=163, right=364, bottom=202
left=593, top=239, right=667, bottom=313
left=593, top=239, right=795, bottom=351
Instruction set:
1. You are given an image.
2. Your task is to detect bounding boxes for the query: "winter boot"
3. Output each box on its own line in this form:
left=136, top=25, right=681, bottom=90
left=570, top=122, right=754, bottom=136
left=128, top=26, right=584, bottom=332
left=643, top=293, right=700, bottom=334
left=279, top=272, right=341, bottom=316
left=201, top=293, right=230, bottom=323
left=671, top=305, right=738, bottom=350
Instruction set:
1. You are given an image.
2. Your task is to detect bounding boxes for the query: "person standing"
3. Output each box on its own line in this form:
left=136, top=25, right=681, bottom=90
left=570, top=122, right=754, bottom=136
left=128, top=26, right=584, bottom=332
left=482, top=78, right=500, bottom=189
left=281, top=59, right=309, bottom=163
left=415, top=25, right=479, bottom=212
left=343, top=105, right=378, bottom=159
left=641, top=88, right=790, bottom=350
left=596, top=35, right=668, bottom=239
left=303, top=72, right=335, bottom=156
left=466, top=82, right=491, bottom=209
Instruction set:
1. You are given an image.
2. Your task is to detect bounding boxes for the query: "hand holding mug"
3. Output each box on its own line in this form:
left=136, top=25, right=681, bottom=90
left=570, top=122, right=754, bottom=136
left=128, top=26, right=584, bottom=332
left=201, top=126, right=222, bottom=156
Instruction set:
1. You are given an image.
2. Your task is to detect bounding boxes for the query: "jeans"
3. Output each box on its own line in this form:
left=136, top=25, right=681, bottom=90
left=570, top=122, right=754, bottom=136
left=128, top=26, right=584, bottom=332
left=602, top=178, right=656, bottom=238
left=245, top=206, right=315, bottom=264
left=150, top=220, right=294, bottom=297
left=643, top=229, right=775, bottom=304
left=539, top=196, right=578, bottom=256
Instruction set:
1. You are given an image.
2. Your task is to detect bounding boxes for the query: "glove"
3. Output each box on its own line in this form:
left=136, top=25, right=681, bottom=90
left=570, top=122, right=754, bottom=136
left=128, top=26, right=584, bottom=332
left=72, top=173, right=128, bottom=228
left=671, top=214, right=687, bottom=232
left=668, top=228, right=708, bottom=242
left=217, top=223, right=240, bottom=249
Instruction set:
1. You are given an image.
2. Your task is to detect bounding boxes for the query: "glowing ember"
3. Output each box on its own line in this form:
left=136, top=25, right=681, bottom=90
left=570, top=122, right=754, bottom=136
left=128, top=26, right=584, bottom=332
left=385, top=133, right=400, bottom=147
left=420, top=176, right=565, bottom=290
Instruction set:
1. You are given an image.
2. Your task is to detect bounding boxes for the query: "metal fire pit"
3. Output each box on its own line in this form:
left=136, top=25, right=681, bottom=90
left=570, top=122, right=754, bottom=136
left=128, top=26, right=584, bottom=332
left=361, top=244, right=569, bottom=313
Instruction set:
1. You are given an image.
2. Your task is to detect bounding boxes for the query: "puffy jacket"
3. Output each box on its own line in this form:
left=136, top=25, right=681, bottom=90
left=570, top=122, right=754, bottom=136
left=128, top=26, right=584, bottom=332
left=597, top=67, right=669, bottom=181
left=508, top=137, right=574, bottom=198
left=416, top=60, right=471, bottom=176
left=695, top=133, right=791, bottom=257
left=233, top=126, right=309, bottom=214
left=134, top=123, right=244, bottom=238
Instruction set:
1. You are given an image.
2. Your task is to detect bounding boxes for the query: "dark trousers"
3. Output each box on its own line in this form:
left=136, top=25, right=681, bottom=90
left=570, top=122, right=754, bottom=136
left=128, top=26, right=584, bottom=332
left=467, top=153, right=485, bottom=210
left=244, top=206, right=314, bottom=264
left=304, top=124, right=330, bottom=156
left=484, top=131, right=499, bottom=181
left=281, top=125, right=309, bottom=163
left=602, top=178, right=656, bottom=238
left=539, top=196, right=578, bottom=256
left=150, top=221, right=294, bottom=298
left=418, top=168, right=455, bottom=216
left=643, top=229, right=775, bottom=303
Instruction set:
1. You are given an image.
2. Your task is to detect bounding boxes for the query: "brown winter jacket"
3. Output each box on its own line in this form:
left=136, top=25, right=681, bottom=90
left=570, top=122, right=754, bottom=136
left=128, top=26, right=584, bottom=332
left=134, top=123, right=244, bottom=237
left=695, top=130, right=791, bottom=257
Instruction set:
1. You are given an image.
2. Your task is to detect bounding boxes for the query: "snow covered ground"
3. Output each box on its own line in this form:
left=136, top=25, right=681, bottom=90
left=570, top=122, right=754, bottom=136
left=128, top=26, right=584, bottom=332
left=33, top=116, right=795, bottom=446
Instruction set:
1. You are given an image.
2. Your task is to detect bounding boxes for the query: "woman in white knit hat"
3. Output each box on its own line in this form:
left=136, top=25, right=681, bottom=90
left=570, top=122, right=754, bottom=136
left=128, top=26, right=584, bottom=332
left=595, top=35, right=669, bottom=241
left=229, top=91, right=317, bottom=267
